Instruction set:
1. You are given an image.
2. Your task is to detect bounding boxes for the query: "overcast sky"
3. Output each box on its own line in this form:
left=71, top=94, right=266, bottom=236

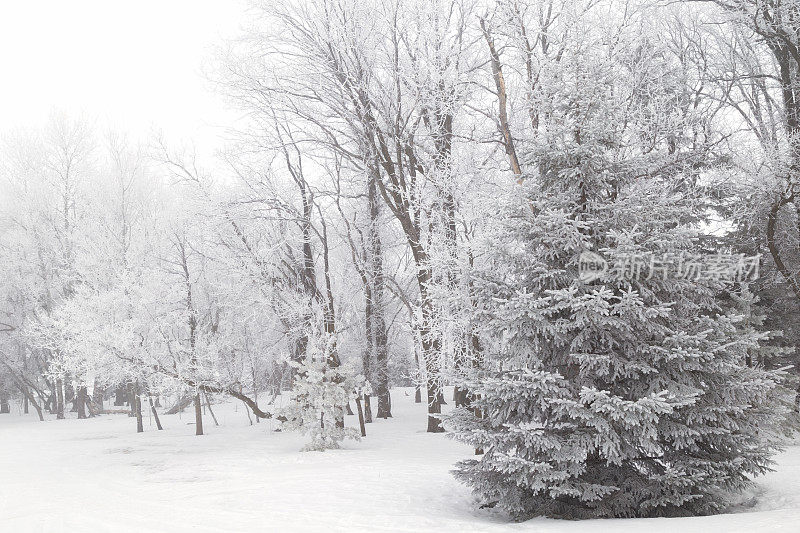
left=0, top=0, right=245, bottom=156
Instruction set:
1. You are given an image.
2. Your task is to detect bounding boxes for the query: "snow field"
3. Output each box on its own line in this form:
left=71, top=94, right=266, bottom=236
left=1, top=387, right=799, bottom=532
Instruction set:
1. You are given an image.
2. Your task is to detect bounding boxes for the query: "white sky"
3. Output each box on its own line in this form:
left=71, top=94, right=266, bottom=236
left=0, top=0, right=246, bottom=157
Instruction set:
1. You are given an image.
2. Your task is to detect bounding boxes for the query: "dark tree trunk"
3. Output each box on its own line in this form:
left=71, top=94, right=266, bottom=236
left=86, top=384, right=102, bottom=416
left=355, top=395, right=367, bottom=437
left=17, top=384, right=43, bottom=421
left=148, top=396, right=163, bottom=430
left=85, top=395, right=100, bottom=417
left=252, top=369, right=261, bottom=424
left=377, top=389, right=392, bottom=419
left=133, top=384, right=143, bottom=433
left=55, top=378, right=65, bottom=419
left=367, top=170, right=392, bottom=420
left=413, top=344, right=422, bottom=404
left=454, top=382, right=472, bottom=407
left=363, top=248, right=375, bottom=423
left=114, top=385, right=126, bottom=406
left=0, top=396, right=9, bottom=414
left=204, top=392, right=219, bottom=427
left=419, top=282, right=443, bottom=432
left=428, top=92, right=468, bottom=417
left=31, top=396, right=43, bottom=420
left=127, top=383, right=136, bottom=417
left=422, top=307, right=444, bottom=433
left=23, top=393, right=28, bottom=414
left=92, top=381, right=104, bottom=408
left=242, top=398, right=254, bottom=425
left=194, top=393, right=204, bottom=436
left=480, top=18, right=523, bottom=177
left=473, top=390, right=484, bottom=455
left=454, top=388, right=469, bottom=407
left=66, top=380, right=77, bottom=413
left=46, top=390, right=55, bottom=414
left=363, top=394, right=373, bottom=423
left=165, top=393, right=193, bottom=414
left=345, top=402, right=354, bottom=416
left=76, top=386, right=87, bottom=419
left=374, top=337, right=391, bottom=419
left=425, top=382, right=443, bottom=432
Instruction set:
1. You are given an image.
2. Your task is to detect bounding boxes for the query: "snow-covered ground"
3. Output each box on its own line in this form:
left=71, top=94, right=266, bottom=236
left=1, top=388, right=799, bottom=533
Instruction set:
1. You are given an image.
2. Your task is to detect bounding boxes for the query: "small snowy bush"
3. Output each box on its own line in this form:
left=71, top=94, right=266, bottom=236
left=279, top=332, right=363, bottom=451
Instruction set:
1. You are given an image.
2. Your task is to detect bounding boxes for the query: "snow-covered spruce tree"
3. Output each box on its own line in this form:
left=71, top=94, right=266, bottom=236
left=279, top=313, right=363, bottom=451
left=442, top=137, right=795, bottom=518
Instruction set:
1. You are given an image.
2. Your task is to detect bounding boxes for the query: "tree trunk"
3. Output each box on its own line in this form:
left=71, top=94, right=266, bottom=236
left=426, top=380, right=443, bottom=432
left=148, top=396, right=163, bottom=430
left=413, top=343, right=422, bottom=404
left=480, top=18, right=522, bottom=178
left=363, top=394, right=373, bottom=423
left=133, top=385, right=143, bottom=433
left=420, top=281, right=443, bottom=432
left=23, top=393, right=28, bottom=414
left=252, top=370, right=261, bottom=424
left=114, top=385, right=126, bottom=406
left=66, top=381, right=77, bottom=412
left=92, top=381, right=104, bottom=408
left=55, top=378, right=65, bottom=419
left=31, top=397, right=44, bottom=421
left=355, top=395, right=367, bottom=437
left=335, top=406, right=345, bottom=429
left=367, top=169, right=392, bottom=420
left=194, top=393, right=204, bottom=436
left=127, top=383, right=136, bottom=417
left=17, top=384, right=43, bottom=421
left=242, top=398, right=253, bottom=425
left=375, top=325, right=391, bottom=419
left=0, top=396, right=9, bottom=414
left=474, top=394, right=484, bottom=455
left=454, top=386, right=469, bottom=407
left=165, top=392, right=193, bottom=414
left=423, top=334, right=444, bottom=432
left=86, top=392, right=102, bottom=417
left=204, top=392, right=219, bottom=427
left=85, top=395, right=100, bottom=417
left=363, top=255, right=375, bottom=421
left=76, top=386, right=87, bottom=419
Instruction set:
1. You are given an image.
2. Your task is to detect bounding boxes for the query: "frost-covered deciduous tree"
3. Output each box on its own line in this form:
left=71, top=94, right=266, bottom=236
left=691, top=0, right=800, bottom=407
left=0, top=113, right=95, bottom=420
left=220, top=0, right=488, bottom=432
